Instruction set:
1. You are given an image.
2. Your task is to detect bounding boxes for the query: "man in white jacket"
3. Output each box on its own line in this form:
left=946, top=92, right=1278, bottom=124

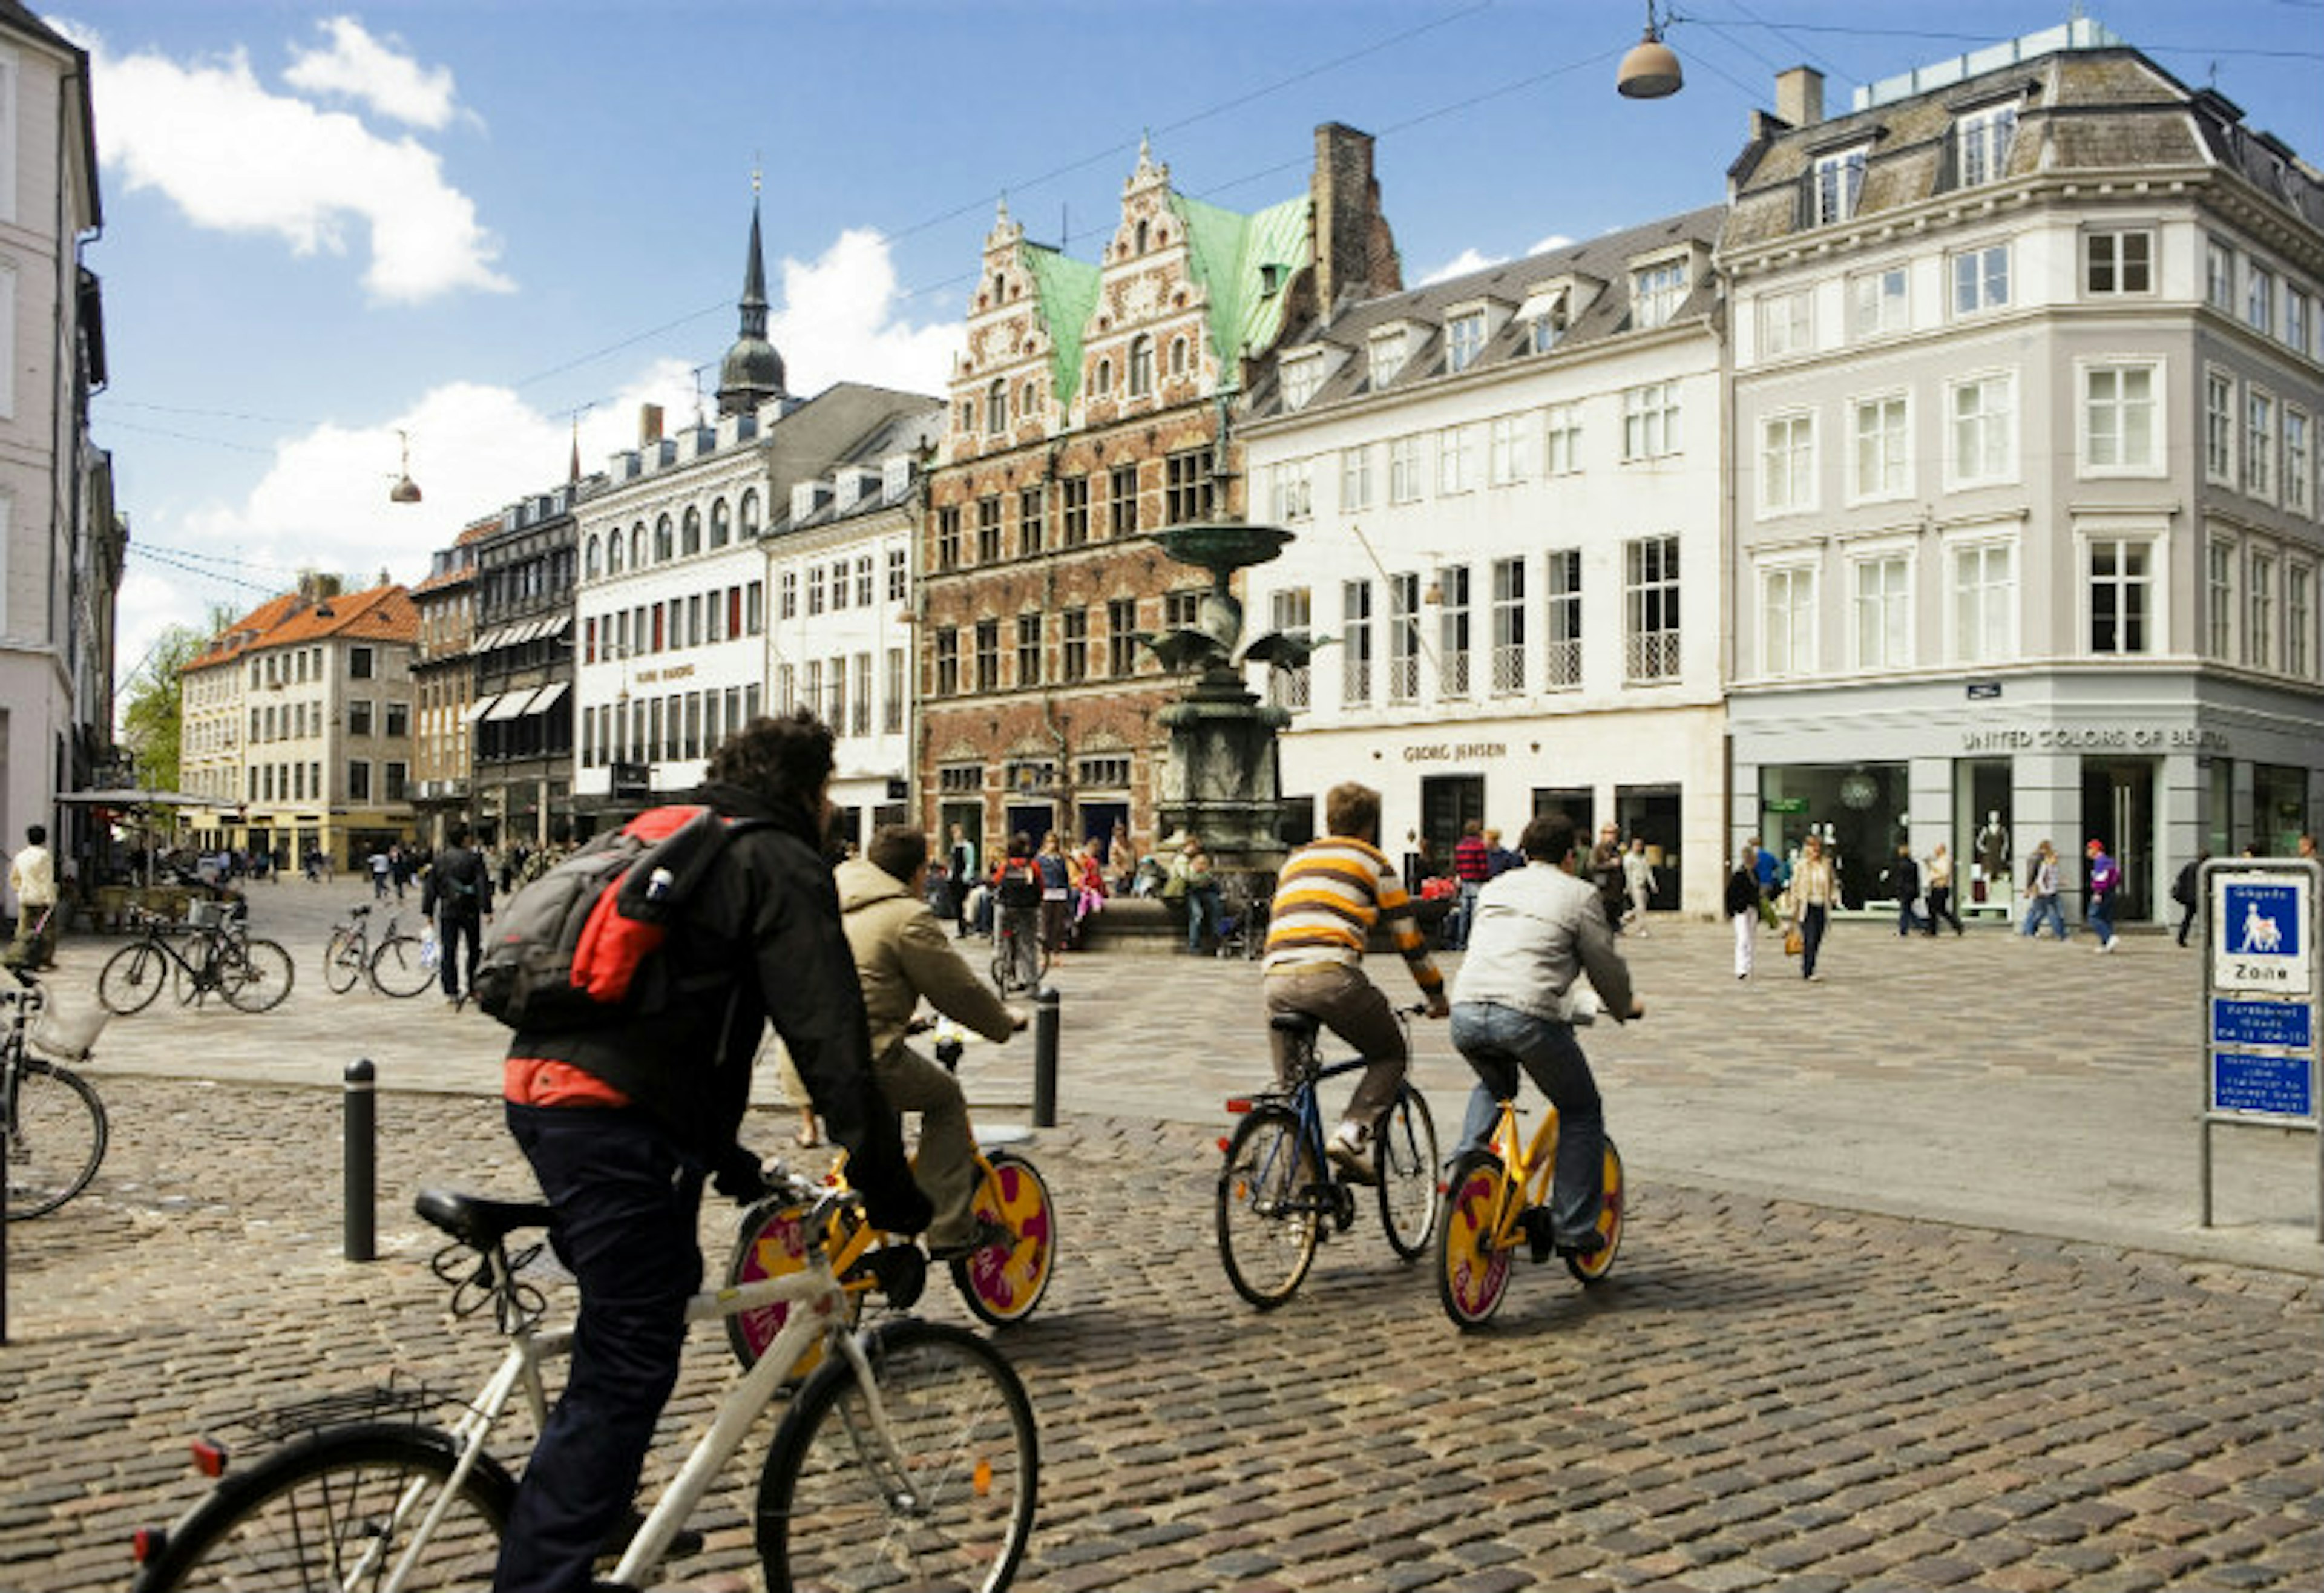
left=1449, top=809, right=1642, bottom=1258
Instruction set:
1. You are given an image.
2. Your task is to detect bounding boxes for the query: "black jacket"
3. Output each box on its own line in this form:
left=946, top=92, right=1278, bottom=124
left=422, top=845, right=493, bottom=919
left=1723, top=865, right=1761, bottom=918
left=507, top=782, right=924, bottom=1227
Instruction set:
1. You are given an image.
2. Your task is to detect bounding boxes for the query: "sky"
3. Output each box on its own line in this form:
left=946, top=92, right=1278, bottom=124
left=57, top=0, right=2324, bottom=698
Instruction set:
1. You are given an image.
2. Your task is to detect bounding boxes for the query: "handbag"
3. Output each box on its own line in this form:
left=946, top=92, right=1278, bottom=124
left=1782, top=924, right=1804, bottom=957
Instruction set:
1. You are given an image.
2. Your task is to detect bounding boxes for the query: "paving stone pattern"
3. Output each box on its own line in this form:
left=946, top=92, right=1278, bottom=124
left=4, top=1079, right=2318, bottom=1592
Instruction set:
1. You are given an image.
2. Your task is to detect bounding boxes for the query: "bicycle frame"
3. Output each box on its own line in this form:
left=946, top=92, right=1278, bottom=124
left=1474, top=1099, right=1562, bottom=1254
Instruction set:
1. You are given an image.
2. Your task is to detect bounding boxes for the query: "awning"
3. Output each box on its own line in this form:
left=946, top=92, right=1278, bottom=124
left=523, top=680, right=570, bottom=715
left=537, top=613, right=573, bottom=638
left=486, top=690, right=534, bottom=721
left=463, top=694, right=505, bottom=723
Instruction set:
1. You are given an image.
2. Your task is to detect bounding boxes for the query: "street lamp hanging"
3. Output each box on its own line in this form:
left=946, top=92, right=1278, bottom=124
left=389, top=429, right=424, bottom=504
left=1617, top=2, right=1684, bottom=99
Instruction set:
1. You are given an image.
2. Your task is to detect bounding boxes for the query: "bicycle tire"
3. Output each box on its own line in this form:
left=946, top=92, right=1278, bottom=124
left=1373, top=1085, right=1441, bottom=1260
left=222, top=938, right=296, bottom=1013
left=755, top=1318, right=1038, bottom=1593
left=97, top=941, right=171, bottom=1016
left=1566, top=1139, right=1626, bottom=1284
left=368, top=933, right=436, bottom=999
left=323, top=928, right=365, bottom=994
left=1215, top=1104, right=1320, bottom=1309
left=950, top=1149, right=1055, bottom=1327
left=1437, top=1147, right=1514, bottom=1330
left=4, top=1057, right=108, bottom=1219
left=724, top=1195, right=862, bottom=1379
left=130, top=1422, right=515, bottom=1593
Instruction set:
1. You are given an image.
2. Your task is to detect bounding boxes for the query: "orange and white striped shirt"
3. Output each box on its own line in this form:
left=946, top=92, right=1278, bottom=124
left=1262, top=835, right=1443, bottom=995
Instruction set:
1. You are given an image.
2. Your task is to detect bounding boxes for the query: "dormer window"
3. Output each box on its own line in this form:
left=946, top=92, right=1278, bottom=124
left=1954, top=103, right=2017, bottom=189
left=1281, top=354, right=1324, bottom=412
left=1813, top=146, right=1868, bottom=226
left=1517, top=286, right=1570, bottom=355
left=1370, top=327, right=1410, bottom=387
left=1446, top=311, right=1487, bottom=374
left=1632, top=259, right=1689, bottom=330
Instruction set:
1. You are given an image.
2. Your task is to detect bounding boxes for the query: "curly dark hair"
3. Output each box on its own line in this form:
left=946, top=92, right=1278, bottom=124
left=704, top=710, right=835, bottom=813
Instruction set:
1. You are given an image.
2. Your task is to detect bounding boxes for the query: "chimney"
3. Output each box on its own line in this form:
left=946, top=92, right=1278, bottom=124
left=1310, top=122, right=1402, bottom=317
left=638, top=403, right=665, bottom=446
left=1776, top=66, right=1824, bottom=128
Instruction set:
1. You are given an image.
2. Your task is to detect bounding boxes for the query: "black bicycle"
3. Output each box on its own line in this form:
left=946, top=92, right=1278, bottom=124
left=97, top=904, right=295, bottom=1015
left=3, top=965, right=109, bottom=1219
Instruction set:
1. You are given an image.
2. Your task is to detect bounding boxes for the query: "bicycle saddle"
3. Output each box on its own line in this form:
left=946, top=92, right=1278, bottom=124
left=1269, top=1013, right=1321, bottom=1037
left=415, top=1189, right=553, bottom=1249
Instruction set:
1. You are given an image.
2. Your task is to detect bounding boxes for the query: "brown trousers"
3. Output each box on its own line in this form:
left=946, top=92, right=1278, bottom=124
left=1263, top=962, right=1409, bottom=1131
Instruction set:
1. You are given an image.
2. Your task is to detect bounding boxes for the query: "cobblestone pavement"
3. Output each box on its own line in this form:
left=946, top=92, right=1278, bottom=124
left=4, top=1074, right=2320, bottom=1592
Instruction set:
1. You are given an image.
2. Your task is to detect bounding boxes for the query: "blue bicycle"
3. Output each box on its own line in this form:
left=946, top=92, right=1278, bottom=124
left=1215, top=1005, right=1439, bottom=1309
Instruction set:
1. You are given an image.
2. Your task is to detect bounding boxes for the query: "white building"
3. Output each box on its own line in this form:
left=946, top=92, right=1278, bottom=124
left=1241, top=208, right=1729, bottom=914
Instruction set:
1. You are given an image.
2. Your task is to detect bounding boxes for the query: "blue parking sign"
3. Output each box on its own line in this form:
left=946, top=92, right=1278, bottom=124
left=2211, top=873, right=2312, bottom=996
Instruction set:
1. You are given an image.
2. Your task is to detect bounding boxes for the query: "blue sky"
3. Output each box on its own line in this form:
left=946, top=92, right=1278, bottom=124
left=59, top=1, right=2324, bottom=692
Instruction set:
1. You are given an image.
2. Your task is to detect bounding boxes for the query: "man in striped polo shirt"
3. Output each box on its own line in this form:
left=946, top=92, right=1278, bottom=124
left=1262, top=781, right=1448, bottom=1183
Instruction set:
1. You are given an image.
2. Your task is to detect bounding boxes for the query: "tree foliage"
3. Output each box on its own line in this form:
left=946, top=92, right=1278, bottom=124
left=119, top=603, right=235, bottom=795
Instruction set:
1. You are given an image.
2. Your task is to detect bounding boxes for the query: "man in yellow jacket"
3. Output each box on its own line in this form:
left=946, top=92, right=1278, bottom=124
left=836, top=825, right=1026, bottom=1255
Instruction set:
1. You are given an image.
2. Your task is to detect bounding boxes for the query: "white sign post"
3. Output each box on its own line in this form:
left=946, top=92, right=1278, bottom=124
left=2199, top=859, right=2322, bottom=1239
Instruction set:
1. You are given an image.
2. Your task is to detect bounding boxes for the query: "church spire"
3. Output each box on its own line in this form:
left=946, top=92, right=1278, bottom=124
left=717, top=172, right=786, bottom=417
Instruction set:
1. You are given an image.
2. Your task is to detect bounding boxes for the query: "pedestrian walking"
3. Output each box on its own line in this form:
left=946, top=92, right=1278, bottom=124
left=421, top=823, right=493, bottom=1007
left=1448, top=820, right=1491, bottom=951
left=5, top=824, right=59, bottom=971
left=1589, top=822, right=1626, bottom=933
left=2020, top=841, right=2068, bottom=941
left=1888, top=841, right=1923, bottom=937
left=1782, top=833, right=1842, bottom=981
left=2084, top=838, right=2121, bottom=953
left=2171, top=850, right=2209, bottom=947
left=1725, top=842, right=1762, bottom=980
left=1621, top=836, right=1657, bottom=936
left=1925, top=843, right=1965, bottom=935
left=947, top=823, right=977, bottom=938
left=367, top=846, right=391, bottom=900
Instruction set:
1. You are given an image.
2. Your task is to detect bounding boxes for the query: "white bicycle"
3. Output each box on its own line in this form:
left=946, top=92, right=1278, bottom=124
left=127, top=1178, right=1040, bottom=1592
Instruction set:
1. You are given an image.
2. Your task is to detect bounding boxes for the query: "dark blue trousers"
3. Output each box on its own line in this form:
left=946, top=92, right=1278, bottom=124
left=494, top=1104, right=705, bottom=1593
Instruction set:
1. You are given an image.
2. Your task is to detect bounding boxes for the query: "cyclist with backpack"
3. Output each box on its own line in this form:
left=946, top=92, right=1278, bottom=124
left=990, top=833, right=1043, bottom=989
left=420, top=823, right=493, bottom=1007
left=489, top=711, right=930, bottom=1593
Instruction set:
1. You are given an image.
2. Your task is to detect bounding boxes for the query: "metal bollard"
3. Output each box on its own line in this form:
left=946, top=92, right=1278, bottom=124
left=1032, top=988, right=1060, bottom=1128
left=345, top=1058, right=376, bottom=1262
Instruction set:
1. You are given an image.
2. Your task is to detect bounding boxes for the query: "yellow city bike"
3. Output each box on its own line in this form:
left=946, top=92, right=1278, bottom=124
left=1435, top=1090, right=1626, bottom=1330
left=726, top=1027, right=1057, bottom=1375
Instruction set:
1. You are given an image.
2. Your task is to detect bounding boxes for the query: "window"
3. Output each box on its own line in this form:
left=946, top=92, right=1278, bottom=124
left=1544, top=405, right=1582, bottom=475
left=1527, top=297, right=1567, bottom=353
left=681, top=508, right=702, bottom=556
left=2082, top=362, right=2159, bottom=473
left=1062, top=608, right=1088, bottom=683
left=1062, top=476, right=1091, bottom=546
left=1268, top=588, right=1312, bottom=711
left=1632, top=259, right=1688, bottom=329
left=1759, top=411, right=1816, bottom=516
left=936, top=505, right=962, bottom=570
left=1851, top=266, right=1908, bottom=338
left=830, top=561, right=850, bottom=613
left=1622, top=383, right=1680, bottom=461
left=1951, top=244, right=2010, bottom=315
left=349, top=646, right=375, bottom=680
left=976, top=496, right=1003, bottom=563
left=804, top=660, right=824, bottom=728
left=1166, top=449, right=1214, bottom=525
left=2287, top=563, right=2313, bottom=678
left=1370, top=329, right=1408, bottom=387
left=2286, top=410, right=2313, bottom=517
left=1016, top=613, right=1042, bottom=686
left=1813, top=147, right=1866, bottom=226
left=1170, top=337, right=1189, bottom=376
left=973, top=619, right=1000, bottom=692
left=348, top=700, right=374, bottom=737
left=746, top=580, right=764, bottom=634
left=1852, top=553, right=1911, bottom=670
left=1011, top=486, right=1043, bottom=557
left=386, top=701, right=409, bottom=738
left=654, top=516, right=674, bottom=562
left=2089, top=538, right=2153, bottom=655
left=1546, top=550, right=1581, bottom=688
left=347, top=760, right=372, bottom=802
left=1109, top=464, right=1140, bottom=536
left=1954, top=103, right=2017, bottom=188
left=2208, top=537, right=2237, bottom=661
left=883, top=649, right=904, bottom=732
left=1491, top=557, right=1525, bottom=694
left=1164, top=590, right=1201, bottom=630
left=1093, top=358, right=1112, bottom=397
left=2086, top=228, right=2153, bottom=295
left=855, top=556, right=873, bottom=609
left=1446, top=311, right=1486, bottom=373
left=986, top=379, right=1008, bottom=435
left=888, top=547, right=907, bottom=601
left=1342, top=579, right=1373, bottom=705
left=1759, top=291, right=1811, bottom=358
left=1108, top=597, right=1140, bottom=676
left=1280, top=356, right=1322, bottom=411
left=2288, top=292, right=2312, bottom=359
left=1437, top=425, right=1479, bottom=495
left=1387, top=573, right=1421, bottom=703
left=1388, top=435, right=1425, bottom=503
left=1269, top=458, right=1314, bottom=522
left=711, top=499, right=731, bottom=548
left=1623, top=536, right=1679, bottom=682
left=807, top=566, right=826, bottom=617
left=2248, top=550, right=2276, bottom=671
left=2206, top=369, right=2237, bottom=484
left=1128, top=335, right=1154, bottom=398
left=1341, top=445, right=1374, bottom=511
left=1487, top=415, right=1530, bottom=486
left=1438, top=564, right=1471, bottom=697
left=2206, top=238, right=2236, bottom=312
left=2247, top=265, right=2276, bottom=337
left=1762, top=563, right=1816, bottom=677
left=1948, top=372, right=2016, bottom=486
left=2247, top=389, right=2276, bottom=500
left=1853, top=394, right=1909, bottom=501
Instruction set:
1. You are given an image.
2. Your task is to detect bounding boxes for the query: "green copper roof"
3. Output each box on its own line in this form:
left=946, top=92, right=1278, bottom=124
left=1170, top=190, right=1312, bottom=382
left=1020, top=241, right=1100, bottom=405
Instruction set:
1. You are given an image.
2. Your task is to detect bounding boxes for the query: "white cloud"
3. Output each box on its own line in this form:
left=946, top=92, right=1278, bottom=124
left=1417, top=246, right=1508, bottom=286
left=1528, top=232, right=1577, bottom=255
left=769, top=228, right=962, bottom=396
left=283, top=16, right=465, bottom=131
left=85, top=30, right=509, bottom=302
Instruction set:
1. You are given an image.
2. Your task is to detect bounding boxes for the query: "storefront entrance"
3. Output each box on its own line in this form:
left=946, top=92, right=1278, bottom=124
left=1420, top=775, right=1485, bottom=878
left=2080, top=760, right=2155, bottom=921
left=1615, top=785, right=1682, bottom=911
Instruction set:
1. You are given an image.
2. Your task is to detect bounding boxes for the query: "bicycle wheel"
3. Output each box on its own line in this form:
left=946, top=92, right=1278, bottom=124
left=323, top=929, right=365, bottom=994
left=98, top=941, right=171, bottom=1016
left=1215, top=1104, right=1320, bottom=1309
left=4, top=1057, right=108, bottom=1219
left=725, top=1195, right=862, bottom=1379
left=368, top=933, right=436, bottom=999
left=130, top=1422, right=514, bottom=1593
left=1437, top=1148, right=1514, bottom=1330
left=950, top=1149, right=1055, bottom=1327
left=1566, top=1138, right=1626, bottom=1284
left=988, top=941, right=1014, bottom=997
left=222, top=938, right=296, bottom=1013
left=755, top=1318, right=1037, bottom=1593
left=1373, top=1085, right=1440, bottom=1260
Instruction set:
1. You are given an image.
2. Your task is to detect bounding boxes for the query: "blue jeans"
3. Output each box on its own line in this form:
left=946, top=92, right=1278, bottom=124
left=496, top=1105, right=706, bottom=1593
left=2021, top=896, right=2067, bottom=939
left=1449, top=1001, right=1605, bottom=1248
left=1798, top=902, right=1828, bottom=977
left=1186, top=882, right=1223, bottom=950
left=1448, top=880, right=1480, bottom=950
left=2087, top=893, right=2115, bottom=946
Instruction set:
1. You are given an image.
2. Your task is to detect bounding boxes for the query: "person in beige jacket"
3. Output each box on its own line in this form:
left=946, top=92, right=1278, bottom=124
left=836, top=825, right=1025, bottom=1255
left=1781, top=832, right=1843, bottom=982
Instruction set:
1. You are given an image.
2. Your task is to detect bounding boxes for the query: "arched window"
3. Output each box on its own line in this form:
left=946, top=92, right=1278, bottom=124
left=654, top=514, right=674, bottom=561
left=606, top=531, right=625, bottom=574
left=1095, top=358, right=1113, bottom=396
left=709, top=498, right=731, bottom=548
left=1020, top=380, right=1040, bottom=419
left=584, top=534, right=602, bottom=579
left=1170, top=336, right=1189, bottom=376
left=628, top=524, right=645, bottom=568
left=740, top=489, right=761, bottom=538
left=1135, top=218, right=1149, bottom=254
left=986, top=379, right=1008, bottom=435
left=1129, top=335, right=1154, bottom=397
left=681, top=507, right=702, bottom=556
left=991, top=272, right=1005, bottom=303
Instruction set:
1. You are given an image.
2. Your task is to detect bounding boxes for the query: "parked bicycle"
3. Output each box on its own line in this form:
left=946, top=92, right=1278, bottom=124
left=128, top=1182, right=1040, bottom=1593
left=989, top=917, right=1048, bottom=997
left=1215, top=1003, right=1440, bottom=1309
left=320, top=902, right=437, bottom=998
left=97, top=902, right=295, bottom=1016
left=1436, top=996, right=1628, bottom=1330
left=729, top=1020, right=1057, bottom=1352
left=2, top=965, right=109, bottom=1220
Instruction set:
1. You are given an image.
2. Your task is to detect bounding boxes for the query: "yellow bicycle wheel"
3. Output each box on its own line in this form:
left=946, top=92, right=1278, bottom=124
left=1436, top=1148, right=1513, bottom=1330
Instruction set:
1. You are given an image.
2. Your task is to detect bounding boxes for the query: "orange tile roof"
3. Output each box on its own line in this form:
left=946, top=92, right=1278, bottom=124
left=184, top=583, right=419, bottom=672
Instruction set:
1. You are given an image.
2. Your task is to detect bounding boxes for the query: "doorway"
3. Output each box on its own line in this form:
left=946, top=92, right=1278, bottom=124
left=2080, top=760, right=2155, bottom=921
left=1531, top=786, right=1594, bottom=837
left=1616, top=784, right=1682, bottom=910
left=1420, top=774, right=1485, bottom=876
